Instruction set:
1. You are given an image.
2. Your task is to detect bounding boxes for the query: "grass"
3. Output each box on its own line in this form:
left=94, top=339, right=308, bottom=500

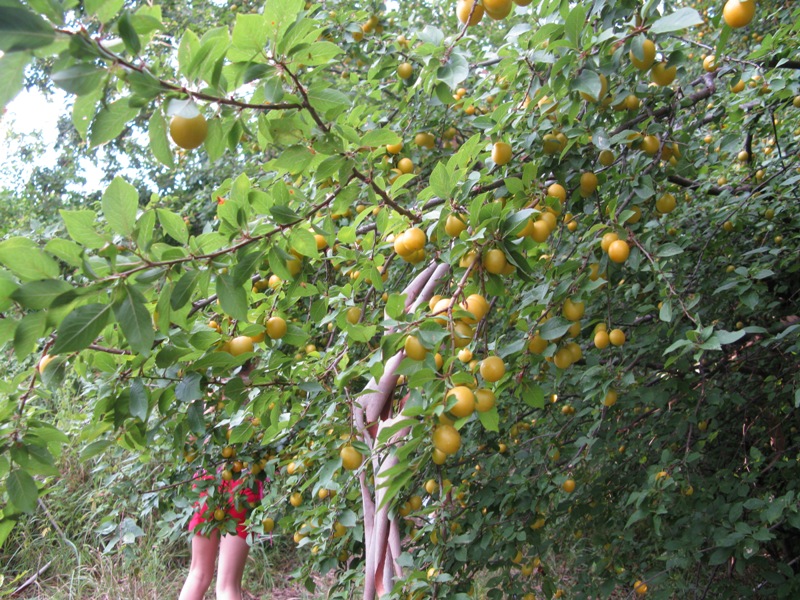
left=0, top=441, right=330, bottom=600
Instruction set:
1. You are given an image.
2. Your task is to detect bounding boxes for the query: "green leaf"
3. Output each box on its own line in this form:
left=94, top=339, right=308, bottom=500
left=0, top=50, right=30, bottom=109
left=148, top=110, right=174, bottom=168
left=657, top=243, right=684, bottom=257
left=102, top=177, right=139, bottom=237
left=113, top=285, right=154, bottom=356
left=268, top=144, right=314, bottom=174
left=171, top=270, right=200, bottom=310
left=564, top=4, right=586, bottom=47
left=292, top=41, right=342, bottom=66
left=436, top=52, right=468, bottom=89
left=60, top=209, right=107, bottom=248
left=572, top=70, right=602, bottom=100
left=270, top=204, right=301, bottom=225
left=716, top=329, right=747, bottom=345
left=659, top=299, right=673, bottom=323
left=650, top=7, right=703, bottom=34
left=0, top=237, right=59, bottom=281
left=290, top=228, right=318, bottom=258
left=89, top=98, right=138, bottom=148
left=51, top=302, right=113, bottom=355
left=429, top=161, right=453, bottom=198
left=0, top=519, right=16, bottom=549
left=6, top=469, right=38, bottom=513
left=308, top=84, right=353, bottom=120
left=156, top=208, right=188, bottom=244
left=129, top=378, right=148, bottom=421
left=0, top=0, right=55, bottom=52
left=229, top=13, right=269, bottom=61
left=539, top=317, right=572, bottom=341
left=51, top=64, right=106, bottom=96
left=72, top=86, right=102, bottom=140
left=232, top=251, right=263, bottom=287
left=361, top=128, right=401, bottom=148
left=117, top=10, right=141, bottom=54
left=80, top=440, right=113, bottom=461
left=10, top=279, right=73, bottom=309
left=85, top=0, right=124, bottom=23
left=216, top=272, right=248, bottom=321
left=478, top=407, right=500, bottom=432
left=13, top=311, right=46, bottom=360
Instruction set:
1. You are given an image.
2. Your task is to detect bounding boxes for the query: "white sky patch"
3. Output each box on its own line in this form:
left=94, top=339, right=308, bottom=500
left=0, top=88, right=63, bottom=179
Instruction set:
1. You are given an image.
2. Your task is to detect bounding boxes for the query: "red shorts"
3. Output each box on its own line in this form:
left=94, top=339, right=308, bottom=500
left=188, top=475, right=264, bottom=539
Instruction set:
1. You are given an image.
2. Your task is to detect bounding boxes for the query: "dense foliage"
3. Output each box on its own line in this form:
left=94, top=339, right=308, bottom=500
left=1, top=0, right=799, bottom=597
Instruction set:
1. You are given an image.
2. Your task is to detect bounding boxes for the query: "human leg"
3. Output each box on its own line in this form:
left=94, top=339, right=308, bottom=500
left=215, top=533, right=250, bottom=600
left=178, top=530, right=220, bottom=600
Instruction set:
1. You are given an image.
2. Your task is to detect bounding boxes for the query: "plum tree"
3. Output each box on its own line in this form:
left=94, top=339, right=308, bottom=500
left=0, top=0, right=799, bottom=598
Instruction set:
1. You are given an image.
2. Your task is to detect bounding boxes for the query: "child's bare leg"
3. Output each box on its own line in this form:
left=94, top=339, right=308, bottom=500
left=215, top=534, right=250, bottom=600
left=179, top=530, right=220, bottom=600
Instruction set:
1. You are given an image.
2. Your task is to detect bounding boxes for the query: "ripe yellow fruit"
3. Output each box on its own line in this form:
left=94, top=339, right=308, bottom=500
left=433, top=425, right=462, bottom=455
left=594, top=330, right=610, bottom=349
left=397, top=157, right=414, bottom=174
left=579, top=172, right=598, bottom=197
left=530, top=220, right=550, bottom=243
left=483, top=248, right=508, bottom=275
left=169, top=113, right=208, bottom=150
left=641, top=135, right=660, bottom=156
left=404, top=335, right=427, bottom=360
left=553, top=347, right=573, bottom=369
left=475, top=389, right=496, bottom=413
left=651, top=62, right=677, bottom=86
left=480, top=356, right=506, bottom=382
left=289, top=492, right=303, bottom=507
left=453, top=322, right=474, bottom=348
left=445, top=213, right=467, bottom=237
left=600, top=231, right=619, bottom=252
left=562, top=478, right=576, bottom=493
left=456, top=0, right=484, bottom=26
left=723, top=0, right=756, bottom=28
left=229, top=335, right=254, bottom=356
left=656, top=193, right=677, bottom=214
left=386, top=141, right=404, bottom=154
left=609, top=328, right=626, bottom=346
left=403, top=227, right=426, bottom=251
left=528, top=334, right=548, bottom=354
left=37, top=354, right=55, bottom=374
left=483, top=0, right=513, bottom=20
left=607, top=239, right=630, bottom=263
left=603, top=389, right=618, bottom=407
left=266, top=316, right=287, bottom=339
left=547, top=183, right=567, bottom=203
left=340, top=445, right=363, bottom=471
left=629, top=38, right=656, bottom=70
left=598, top=149, right=615, bottom=166
left=432, top=448, right=447, bottom=465
left=346, top=306, right=362, bottom=324
left=702, top=55, right=718, bottom=73
left=446, top=386, right=476, bottom=418
left=262, top=517, right=275, bottom=533
left=397, top=62, right=413, bottom=80
left=491, top=141, right=513, bottom=166
left=626, top=205, right=643, bottom=224
left=458, top=348, right=473, bottom=362
left=634, top=580, right=648, bottom=596
left=415, top=132, right=435, bottom=149
left=425, top=478, right=439, bottom=495
left=562, top=298, right=585, bottom=321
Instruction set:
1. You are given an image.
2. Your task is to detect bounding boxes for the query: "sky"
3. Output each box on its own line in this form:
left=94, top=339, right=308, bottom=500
left=1, top=84, right=108, bottom=192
